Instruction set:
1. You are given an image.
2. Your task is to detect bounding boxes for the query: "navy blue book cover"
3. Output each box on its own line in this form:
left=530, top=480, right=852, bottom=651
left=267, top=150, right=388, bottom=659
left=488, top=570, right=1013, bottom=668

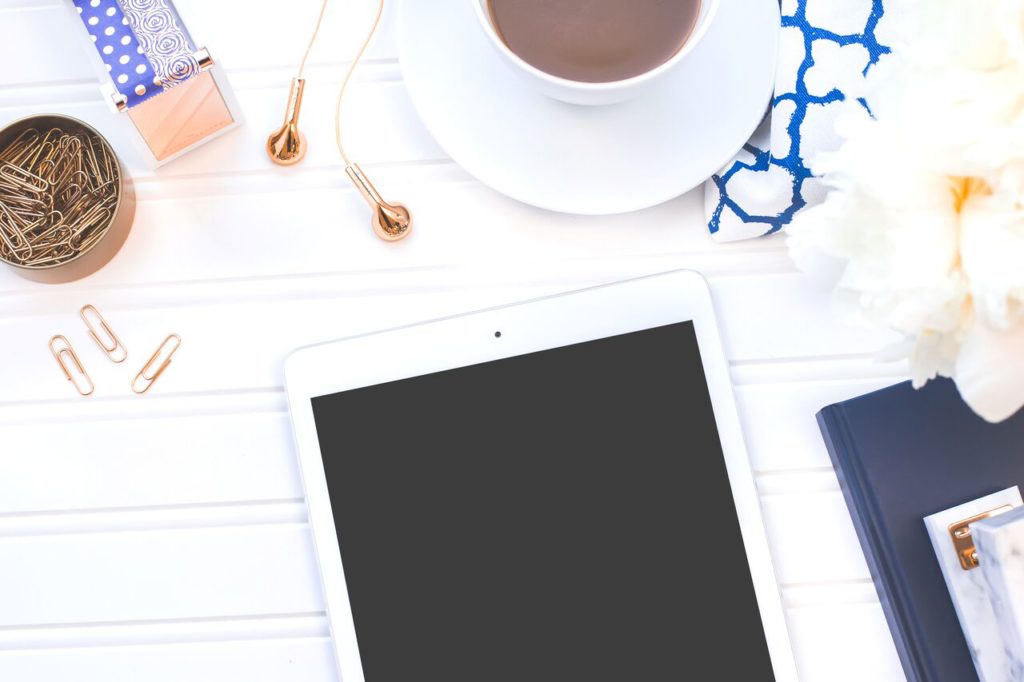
left=817, top=378, right=1024, bottom=682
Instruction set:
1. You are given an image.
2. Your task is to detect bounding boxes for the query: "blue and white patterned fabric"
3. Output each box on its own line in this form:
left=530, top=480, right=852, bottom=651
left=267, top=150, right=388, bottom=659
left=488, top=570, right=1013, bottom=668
left=704, top=0, right=891, bottom=241
left=72, top=0, right=199, bottom=109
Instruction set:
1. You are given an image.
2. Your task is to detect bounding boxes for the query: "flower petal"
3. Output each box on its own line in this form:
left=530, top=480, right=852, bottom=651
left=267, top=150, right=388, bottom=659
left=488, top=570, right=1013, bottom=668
left=954, top=319, right=1024, bottom=422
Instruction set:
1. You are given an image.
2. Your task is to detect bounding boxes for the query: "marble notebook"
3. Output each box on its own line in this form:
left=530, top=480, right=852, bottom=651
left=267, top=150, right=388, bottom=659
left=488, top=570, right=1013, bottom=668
left=976, top=506, right=1024, bottom=681
left=817, top=378, right=1024, bottom=682
left=924, top=488, right=1023, bottom=682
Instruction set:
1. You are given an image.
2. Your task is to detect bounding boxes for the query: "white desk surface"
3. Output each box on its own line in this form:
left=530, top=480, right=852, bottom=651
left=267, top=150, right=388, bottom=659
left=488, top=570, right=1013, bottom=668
left=0, top=2, right=909, bottom=680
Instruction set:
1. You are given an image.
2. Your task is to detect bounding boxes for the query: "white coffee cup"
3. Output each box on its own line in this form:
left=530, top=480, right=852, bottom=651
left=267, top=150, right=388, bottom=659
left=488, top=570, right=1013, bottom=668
left=472, top=0, right=721, bottom=106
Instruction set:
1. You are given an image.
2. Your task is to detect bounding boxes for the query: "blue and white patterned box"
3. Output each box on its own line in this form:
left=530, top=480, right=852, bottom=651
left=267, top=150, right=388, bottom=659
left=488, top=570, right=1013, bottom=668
left=65, top=0, right=241, bottom=166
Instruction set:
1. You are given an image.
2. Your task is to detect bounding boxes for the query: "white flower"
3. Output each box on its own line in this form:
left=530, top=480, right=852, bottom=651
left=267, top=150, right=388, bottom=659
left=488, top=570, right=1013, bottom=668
left=788, top=0, right=1024, bottom=422
left=1000, top=0, right=1024, bottom=67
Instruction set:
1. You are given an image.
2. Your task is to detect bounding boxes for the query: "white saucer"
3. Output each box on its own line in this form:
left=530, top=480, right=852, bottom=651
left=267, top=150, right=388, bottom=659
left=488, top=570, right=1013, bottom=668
left=398, top=0, right=780, bottom=215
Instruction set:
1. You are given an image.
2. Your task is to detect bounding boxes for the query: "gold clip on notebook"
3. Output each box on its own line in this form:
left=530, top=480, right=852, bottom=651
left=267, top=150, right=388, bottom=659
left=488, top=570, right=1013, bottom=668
left=66, top=0, right=242, bottom=166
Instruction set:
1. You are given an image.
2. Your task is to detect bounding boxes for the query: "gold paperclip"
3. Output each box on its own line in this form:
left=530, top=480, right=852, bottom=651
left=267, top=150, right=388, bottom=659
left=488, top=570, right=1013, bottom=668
left=0, top=123, right=120, bottom=270
left=80, top=304, right=127, bottom=363
left=132, top=334, right=181, bottom=394
left=49, top=335, right=94, bottom=397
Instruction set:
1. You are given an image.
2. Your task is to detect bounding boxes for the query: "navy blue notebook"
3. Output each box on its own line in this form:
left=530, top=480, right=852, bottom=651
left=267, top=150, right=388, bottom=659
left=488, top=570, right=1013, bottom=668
left=817, top=378, right=1024, bottom=682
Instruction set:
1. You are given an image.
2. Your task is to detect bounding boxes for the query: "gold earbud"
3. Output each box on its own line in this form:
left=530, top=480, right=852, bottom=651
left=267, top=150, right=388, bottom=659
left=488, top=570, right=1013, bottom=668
left=266, top=77, right=307, bottom=166
left=346, top=164, right=412, bottom=241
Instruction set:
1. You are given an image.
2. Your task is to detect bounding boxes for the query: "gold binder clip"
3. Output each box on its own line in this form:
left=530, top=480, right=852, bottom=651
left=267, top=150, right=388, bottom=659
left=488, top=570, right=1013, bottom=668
left=80, top=304, right=127, bottom=363
left=49, top=334, right=94, bottom=397
left=948, top=504, right=1014, bottom=570
left=194, top=47, right=214, bottom=71
left=132, top=334, right=181, bottom=394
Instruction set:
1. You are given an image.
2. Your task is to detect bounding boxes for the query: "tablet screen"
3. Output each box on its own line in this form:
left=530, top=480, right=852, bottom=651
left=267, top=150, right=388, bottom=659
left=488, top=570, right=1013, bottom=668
left=311, top=321, right=775, bottom=680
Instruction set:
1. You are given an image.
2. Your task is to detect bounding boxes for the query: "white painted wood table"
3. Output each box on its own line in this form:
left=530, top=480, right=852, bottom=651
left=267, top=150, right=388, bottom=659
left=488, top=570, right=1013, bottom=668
left=0, top=2, right=911, bottom=680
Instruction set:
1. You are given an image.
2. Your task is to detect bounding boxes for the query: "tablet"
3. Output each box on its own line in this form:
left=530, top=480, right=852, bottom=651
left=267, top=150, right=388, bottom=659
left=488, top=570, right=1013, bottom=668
left=285, top=270, right=797, bottom=681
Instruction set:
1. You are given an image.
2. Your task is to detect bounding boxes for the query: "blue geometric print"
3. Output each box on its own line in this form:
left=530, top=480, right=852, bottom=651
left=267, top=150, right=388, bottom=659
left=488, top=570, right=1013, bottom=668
left=708, top=0, right=890, bottom=238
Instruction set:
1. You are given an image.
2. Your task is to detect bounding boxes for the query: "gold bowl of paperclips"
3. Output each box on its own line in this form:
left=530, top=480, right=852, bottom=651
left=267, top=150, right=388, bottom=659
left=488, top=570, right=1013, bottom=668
left=0, top=114, right=134, bottom=283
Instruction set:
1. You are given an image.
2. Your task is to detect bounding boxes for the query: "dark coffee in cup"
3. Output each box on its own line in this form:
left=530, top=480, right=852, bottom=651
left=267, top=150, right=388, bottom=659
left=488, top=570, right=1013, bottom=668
left=485, top=0, right=703, bottom=83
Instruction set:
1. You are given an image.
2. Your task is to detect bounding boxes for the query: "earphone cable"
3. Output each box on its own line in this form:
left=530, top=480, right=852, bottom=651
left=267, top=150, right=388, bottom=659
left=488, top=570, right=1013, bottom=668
left=297, top=0, right=330, bottom=79
left=335, top=0, right=385, bottom=166
left=268, top=0, right=410, bottom=240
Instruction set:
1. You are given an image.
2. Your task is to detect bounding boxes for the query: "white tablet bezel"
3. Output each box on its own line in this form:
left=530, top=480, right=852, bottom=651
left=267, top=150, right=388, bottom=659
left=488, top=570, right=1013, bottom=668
left=285, top=270, right=798, bottom=681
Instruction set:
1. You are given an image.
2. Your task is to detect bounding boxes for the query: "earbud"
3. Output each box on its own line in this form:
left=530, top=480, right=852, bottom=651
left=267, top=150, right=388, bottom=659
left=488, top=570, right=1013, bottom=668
left=345, top=164, right=412, bottom=241
left=266, top=77, right=307, bottom=166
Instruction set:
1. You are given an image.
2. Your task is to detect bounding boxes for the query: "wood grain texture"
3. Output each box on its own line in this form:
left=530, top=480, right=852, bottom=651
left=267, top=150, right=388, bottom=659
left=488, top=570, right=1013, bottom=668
left=0, top=2, right=908, bottom=680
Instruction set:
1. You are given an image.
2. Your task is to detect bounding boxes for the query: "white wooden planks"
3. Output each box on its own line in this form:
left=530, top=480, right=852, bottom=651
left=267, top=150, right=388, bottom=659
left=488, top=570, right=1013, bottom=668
left=0, top=274, right=902, bottom=401
left=0, top=613, right=328, bottom=651
left=787, top=600, right=905, bottom=682
left=0, top=638, right=339, bottom=682
left=0, top=75, right=442, bottom=174
left=0, top=179, right=786, bottom=295
left=736, top=377, right=902, bottom=472
left=0, top=0, right=400, bottom=88
left=0, top=524, right=323, bottom=626
left=0, top=1, right=911, bottom=680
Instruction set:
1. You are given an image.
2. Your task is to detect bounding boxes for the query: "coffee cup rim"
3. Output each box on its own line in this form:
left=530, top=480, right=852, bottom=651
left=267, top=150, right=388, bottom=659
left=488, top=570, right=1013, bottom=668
left=472, top=0, right=721, bottom=92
